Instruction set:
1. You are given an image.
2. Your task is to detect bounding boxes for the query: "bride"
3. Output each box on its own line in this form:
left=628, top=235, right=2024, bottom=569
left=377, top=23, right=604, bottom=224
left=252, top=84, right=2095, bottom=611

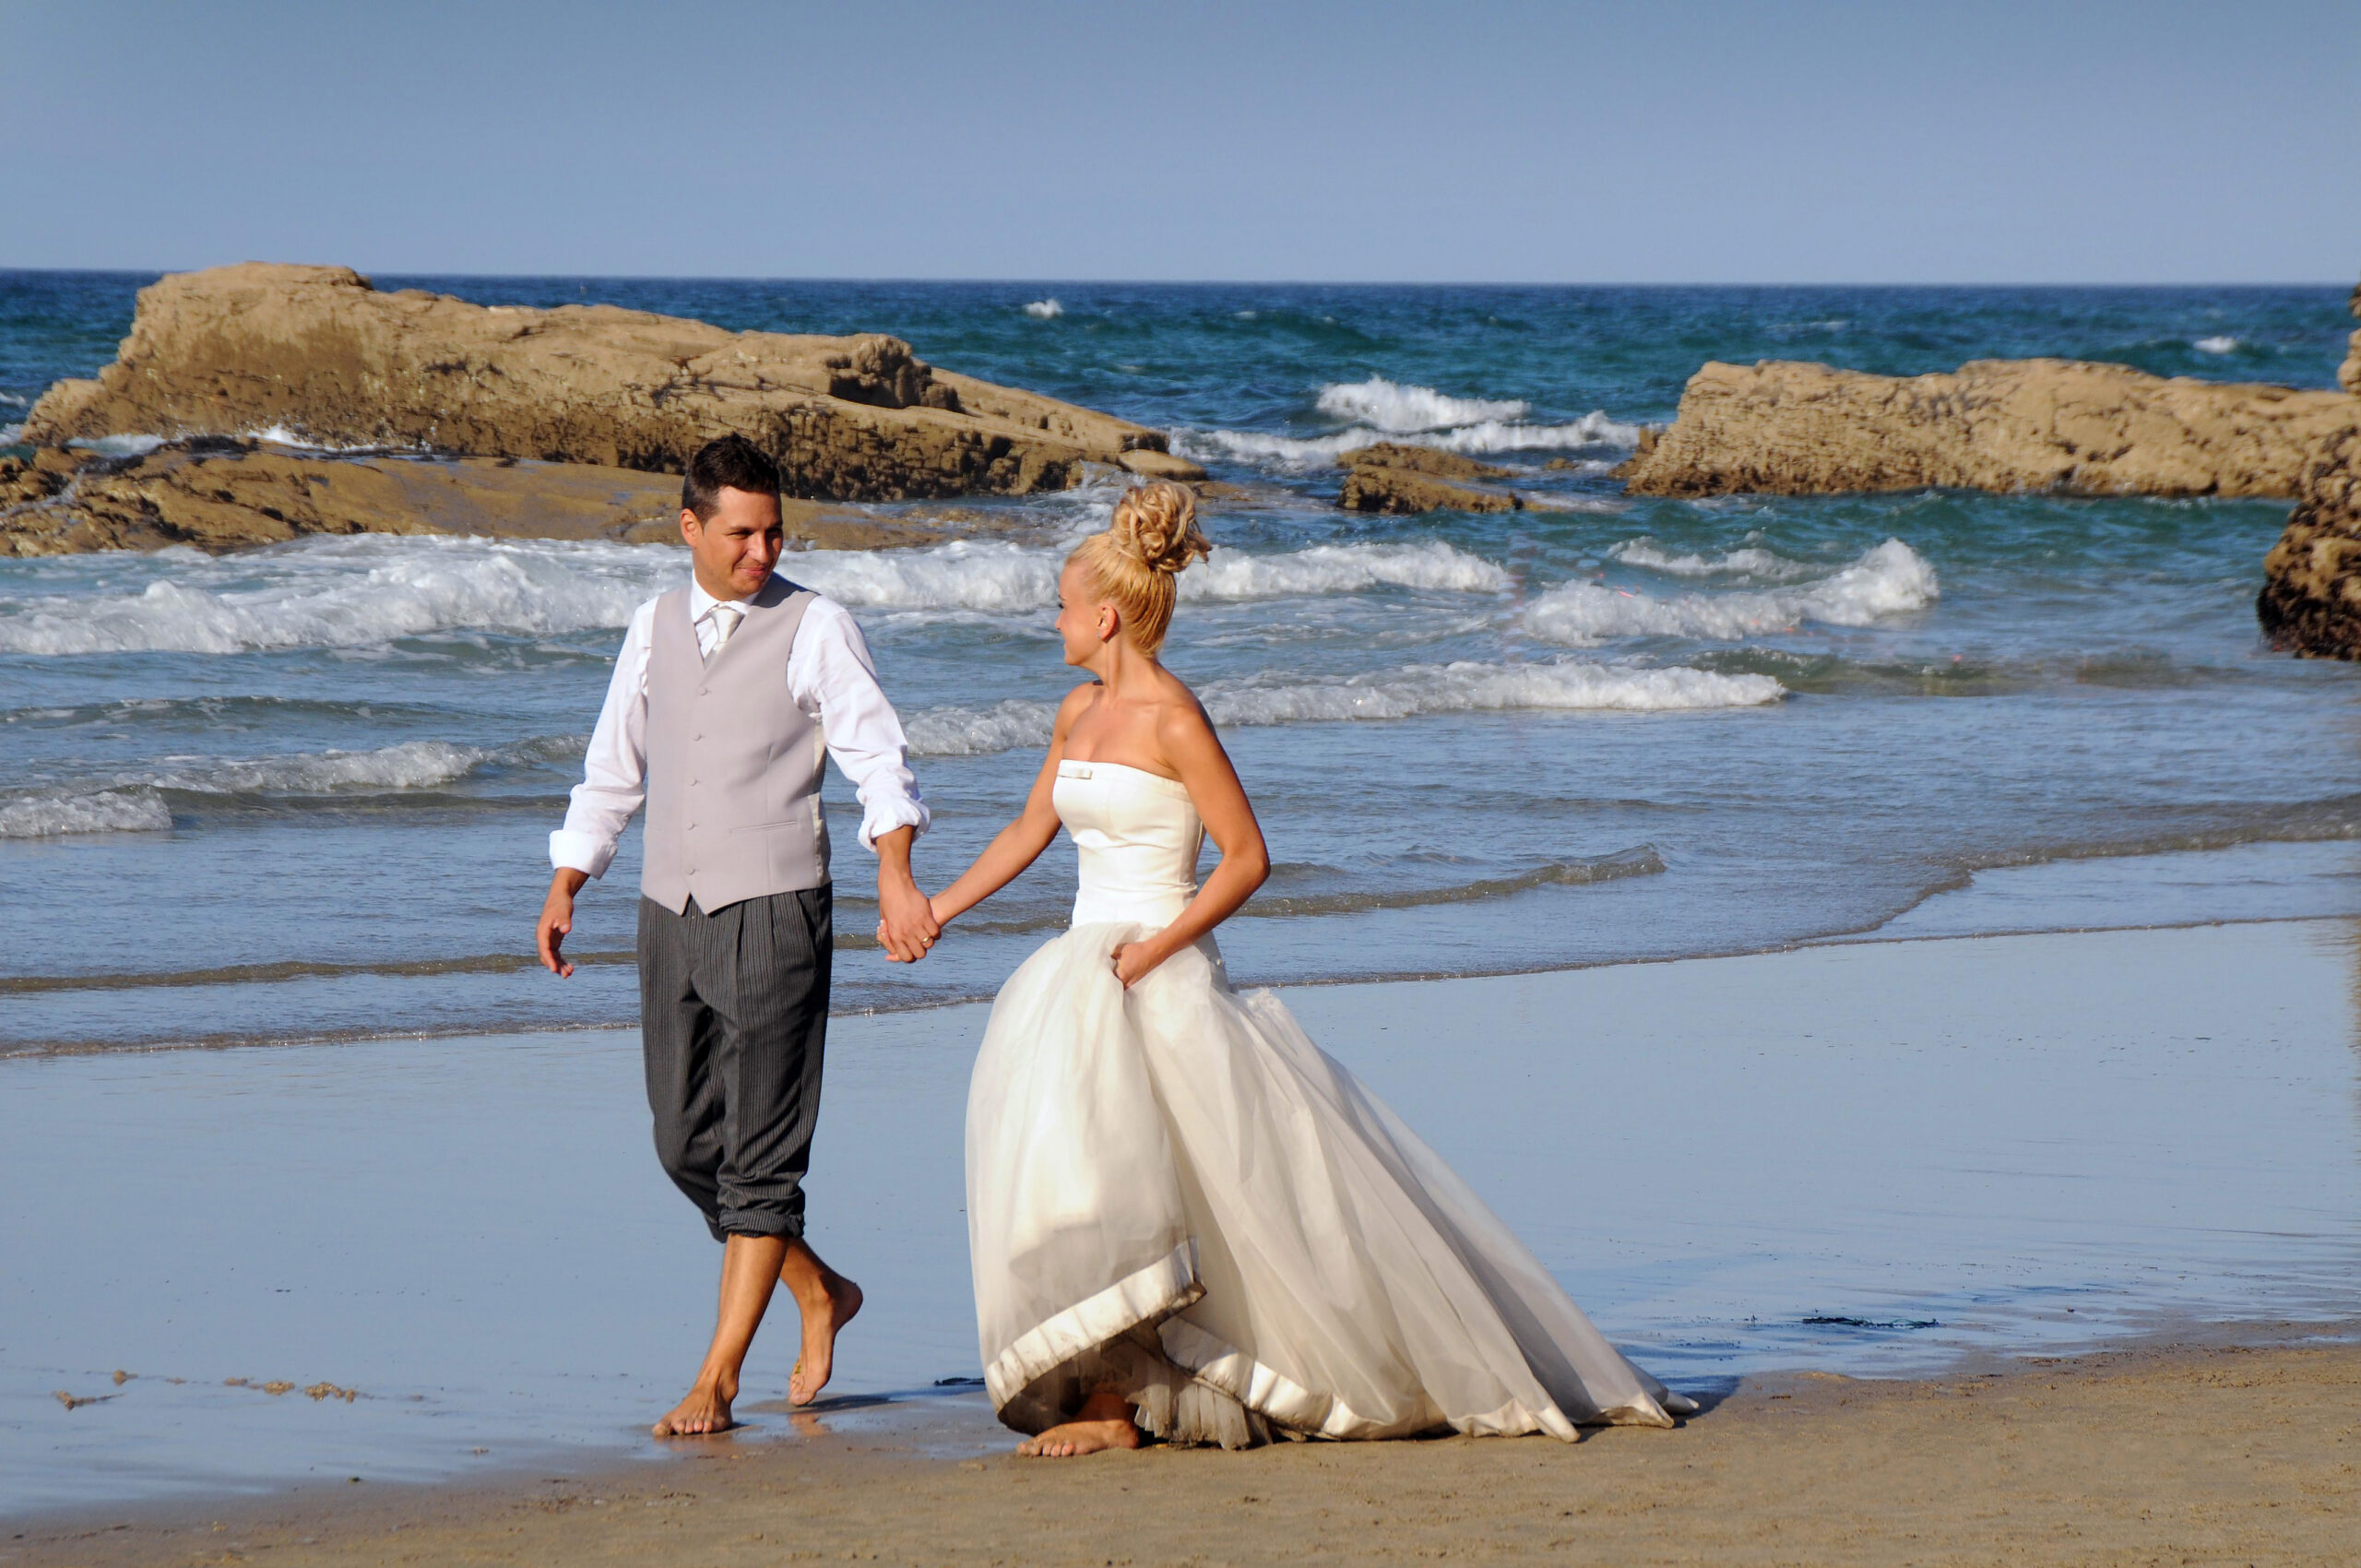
left=902, top=481, right=1692, bottom=1456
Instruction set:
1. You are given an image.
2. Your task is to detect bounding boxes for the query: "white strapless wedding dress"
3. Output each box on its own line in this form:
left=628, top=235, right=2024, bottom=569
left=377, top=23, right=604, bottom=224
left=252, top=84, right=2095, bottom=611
left=966, top=758, right=1691, bottom=1446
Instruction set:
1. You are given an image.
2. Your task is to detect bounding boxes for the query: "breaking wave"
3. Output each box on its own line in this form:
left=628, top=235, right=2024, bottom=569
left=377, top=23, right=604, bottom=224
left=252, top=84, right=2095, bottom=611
left=1527, top=540, right=1940, bottom=644
left=1610, top=539, right=1821, bottom=582
left=904, top=658, right=1783, bottom=755
left=1315, top=377, right=1527, bottom=432
left=1178, top=409, right=1642, bottom=473
left=0, top=789, right=173, bottom=838
left=1023, top=299, right=1064, bottom=319
left=0, top=535, right=1536, bottom=656
left=1, top=737, right=584, bottom=836
left=1247, top=846, right=1666, bottom=919
left=2193, top=336, right=2238, bottom=354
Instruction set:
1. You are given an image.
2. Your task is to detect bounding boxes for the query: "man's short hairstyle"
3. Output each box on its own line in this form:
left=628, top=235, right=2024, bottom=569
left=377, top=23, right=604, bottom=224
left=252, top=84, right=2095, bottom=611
left=682, top=434, right=782, bottom=521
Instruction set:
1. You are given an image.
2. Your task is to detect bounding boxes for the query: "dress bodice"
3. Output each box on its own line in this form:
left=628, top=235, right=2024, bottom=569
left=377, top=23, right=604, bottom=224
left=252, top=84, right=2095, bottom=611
left=1054, top=759, right=1204, bottom=927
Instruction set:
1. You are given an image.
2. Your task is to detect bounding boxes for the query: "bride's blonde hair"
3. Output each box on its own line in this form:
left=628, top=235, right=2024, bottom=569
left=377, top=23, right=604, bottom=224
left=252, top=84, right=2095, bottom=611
left=1070, top=481, right=1213, bottom=653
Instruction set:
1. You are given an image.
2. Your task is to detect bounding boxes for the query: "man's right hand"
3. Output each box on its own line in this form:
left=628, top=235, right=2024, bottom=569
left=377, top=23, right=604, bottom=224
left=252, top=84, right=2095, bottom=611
left=537, top=869, right=591, bottom=977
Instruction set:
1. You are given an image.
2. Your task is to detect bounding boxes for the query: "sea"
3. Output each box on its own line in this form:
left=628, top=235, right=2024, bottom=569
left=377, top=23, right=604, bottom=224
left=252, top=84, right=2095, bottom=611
left=5, top=277, right=2356, bottom=1051
left=6, top=277, right=2361, bottom=1510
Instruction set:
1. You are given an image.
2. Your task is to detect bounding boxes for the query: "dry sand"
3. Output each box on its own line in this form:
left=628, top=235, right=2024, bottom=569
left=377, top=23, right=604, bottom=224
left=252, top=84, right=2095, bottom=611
left=17, top=1337, right=2356, bottom=1567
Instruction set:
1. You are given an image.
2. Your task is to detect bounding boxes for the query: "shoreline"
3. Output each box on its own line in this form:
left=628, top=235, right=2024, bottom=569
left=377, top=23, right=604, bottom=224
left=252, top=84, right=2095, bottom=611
left=16, top=1334, right=2359, bottom=1565
left=11, top=832, right=2355, bottom=1061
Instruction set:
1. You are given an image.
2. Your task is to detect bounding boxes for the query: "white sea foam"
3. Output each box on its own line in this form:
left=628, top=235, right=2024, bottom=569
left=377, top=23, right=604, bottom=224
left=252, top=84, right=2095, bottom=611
left=0, top=788, right=173, bottom=838
left=1611, top=539, right=1820, bottom=582
left=0, top=391, right=29, bottom=407
left=905, top=699, right=1062, bottom=756
left=903, top=657, right=1783, bottom=755
left=1186, top=540, right=1512, bottom=599
left=136, top=739, right=494, bottom=794
left=2193, top=336, right=2239, bottom=354
left=1527, top=539, right=1939, bottom=644
left=1205, top=659, right=1785, bottom=722
left=1315, top=377, right=1528, bottom=433
left=0, top=536, right=677, bottom=655
left=1177, top=410, right=1642, bottom=472
left=67, top=434, right=168, bottom=458
left=0, top=534, right=1527, bottom=656
left=1023, top=299, right=1064, bottom=319
left=0, top=422, right=23, bottom=447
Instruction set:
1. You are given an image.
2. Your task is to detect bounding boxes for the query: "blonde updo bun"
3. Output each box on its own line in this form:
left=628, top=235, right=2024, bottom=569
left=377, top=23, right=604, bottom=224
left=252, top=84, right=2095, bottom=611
left=1070, top=481, right=1212, bottom=652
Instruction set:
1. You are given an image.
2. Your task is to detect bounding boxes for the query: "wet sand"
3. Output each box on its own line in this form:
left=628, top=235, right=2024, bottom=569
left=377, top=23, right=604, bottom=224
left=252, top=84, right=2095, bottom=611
left=15, top=1337, right=2360, bottom=1566
left=6, top=914, right=2360, bottom=1552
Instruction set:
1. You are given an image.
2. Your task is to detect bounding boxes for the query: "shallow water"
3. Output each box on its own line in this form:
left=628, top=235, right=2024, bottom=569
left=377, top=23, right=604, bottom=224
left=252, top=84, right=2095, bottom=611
left=5, top=277, right=2359, bottom=1049
left=5, top=918, right=2355, bottom=1515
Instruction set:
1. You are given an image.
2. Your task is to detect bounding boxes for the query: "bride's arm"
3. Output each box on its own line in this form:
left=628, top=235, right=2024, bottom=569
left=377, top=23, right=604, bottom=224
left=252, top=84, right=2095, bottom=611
left=923, top=685, right=1093, bottom=929
left=1110, top=701, right=1270, bottom=987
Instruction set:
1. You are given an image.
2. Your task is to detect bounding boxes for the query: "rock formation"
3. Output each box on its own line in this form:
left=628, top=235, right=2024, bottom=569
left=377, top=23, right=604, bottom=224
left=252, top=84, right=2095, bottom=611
left=1617, top=357, right=2360, bottom=498
left=2259, top=285, right=2361, bottom=657
left=2256, top=431, right=2361, bottom=657
left=21, top=263, right=1202, bottom=502
left=0, top=439, right=935, bottom=557
left=1336, top=443, right=1522, bottom=514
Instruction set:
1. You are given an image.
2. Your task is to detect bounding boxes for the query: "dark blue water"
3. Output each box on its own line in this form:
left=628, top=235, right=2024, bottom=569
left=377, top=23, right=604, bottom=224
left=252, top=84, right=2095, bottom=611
left=4, top=275, right=2357, bottom=1051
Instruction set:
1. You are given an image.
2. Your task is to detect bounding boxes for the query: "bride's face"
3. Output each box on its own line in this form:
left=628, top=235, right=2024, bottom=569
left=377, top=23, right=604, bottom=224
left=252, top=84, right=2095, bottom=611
left=1055, top=562, right=1115, bottom=668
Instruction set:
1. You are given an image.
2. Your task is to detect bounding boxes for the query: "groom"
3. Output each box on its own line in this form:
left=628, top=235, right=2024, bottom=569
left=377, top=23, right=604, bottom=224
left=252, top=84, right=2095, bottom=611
left=535, top=434, right=940, bottom=1436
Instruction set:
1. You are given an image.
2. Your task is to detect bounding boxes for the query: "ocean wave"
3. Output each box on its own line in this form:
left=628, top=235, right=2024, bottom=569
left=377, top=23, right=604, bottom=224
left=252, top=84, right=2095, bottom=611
left=903, top=657, right=1784, bottom=756
left=1177, top=410, right=1641, bottom=473
left=2193, top=336, right=2238, bottom=354
left=1246, top=846, right=1665, bottom=919
left=0, top=788, right=173, bottom=838
left=1610, top=539, right=1820, bottom=582
left=0, top=534, right=1521, bottom=658
left=1527, top=540, right=1939, bottom=644
left=66, top=434, right=168, bottom=457
left=1023, top=299, right=1064, bottom=319
left=0, top=422, right=24, bottom=446
left=1191, top=540, right=1512, bottom=599
left=0, top=536, right=680, bottom=655
left=4, top=738, right=584, bottom=834
left=905, top=699, right=1060, bottom=757
left=1315, top=377, right=1527, bottom=433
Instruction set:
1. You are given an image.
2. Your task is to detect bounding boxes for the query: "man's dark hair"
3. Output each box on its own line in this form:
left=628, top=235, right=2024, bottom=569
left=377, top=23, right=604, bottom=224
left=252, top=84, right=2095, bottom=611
left=682, top=434, right=782, bottom=521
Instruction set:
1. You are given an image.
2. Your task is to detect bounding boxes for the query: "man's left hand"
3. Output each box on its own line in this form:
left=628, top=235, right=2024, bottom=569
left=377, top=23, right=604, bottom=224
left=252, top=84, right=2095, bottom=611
left=873, top=826, right=940, bottom=963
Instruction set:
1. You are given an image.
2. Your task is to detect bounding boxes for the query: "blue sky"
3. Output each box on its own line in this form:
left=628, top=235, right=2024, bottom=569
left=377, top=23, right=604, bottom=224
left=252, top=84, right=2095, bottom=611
left=5, top=0, right=2355, bottom=282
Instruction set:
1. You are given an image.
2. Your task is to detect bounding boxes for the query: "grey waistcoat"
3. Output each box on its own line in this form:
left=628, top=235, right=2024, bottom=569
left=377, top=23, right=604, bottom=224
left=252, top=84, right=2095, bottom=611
left=641, top=575, right=830, bottom=914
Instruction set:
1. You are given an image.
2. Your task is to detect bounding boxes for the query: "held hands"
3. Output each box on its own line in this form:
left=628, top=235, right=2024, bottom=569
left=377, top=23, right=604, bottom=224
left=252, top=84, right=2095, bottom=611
left=874, top=872, right=943, bottom=964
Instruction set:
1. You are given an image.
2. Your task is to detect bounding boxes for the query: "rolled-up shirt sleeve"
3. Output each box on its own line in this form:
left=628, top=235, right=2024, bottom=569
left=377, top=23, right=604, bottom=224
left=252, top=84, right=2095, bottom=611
left=550, top=600, right=657, bottom=878
left=790, top=597, right=930, bottom=851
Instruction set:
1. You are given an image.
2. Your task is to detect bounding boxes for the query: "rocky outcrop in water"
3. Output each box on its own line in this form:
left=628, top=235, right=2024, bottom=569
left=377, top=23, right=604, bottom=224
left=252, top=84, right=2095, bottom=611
left=21, top=263, right=1202, bottom=502
left=2256, top=431, right=2361, bottom=657
left=1616, top=357, right=2360, bottom=498
left=0, top=439, right=935, bottom=557
left=1336, top=443, right=1522, bottom=514
left=2258, top=286, right=2361, bottom=657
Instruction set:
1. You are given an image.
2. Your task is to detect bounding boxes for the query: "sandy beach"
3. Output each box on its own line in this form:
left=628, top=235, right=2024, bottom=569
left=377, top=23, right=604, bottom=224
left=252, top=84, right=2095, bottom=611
left=7, top=910, right=2360, bottom=1561
left=15, top=1336, right=2359, bottom=1566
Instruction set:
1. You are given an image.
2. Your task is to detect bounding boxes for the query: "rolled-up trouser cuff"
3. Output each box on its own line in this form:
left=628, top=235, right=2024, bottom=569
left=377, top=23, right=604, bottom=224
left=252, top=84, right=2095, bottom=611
left=708, top=1207, right=804, bottom=1244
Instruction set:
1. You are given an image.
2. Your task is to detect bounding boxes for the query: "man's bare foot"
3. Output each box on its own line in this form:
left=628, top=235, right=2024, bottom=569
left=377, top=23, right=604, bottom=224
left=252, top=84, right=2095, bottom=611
left=1019, top=1416, right=1142, bottom=1458
left=787, top=1269, right=863, bottom=1407
left=651, top=1377, right=737, bottom=1437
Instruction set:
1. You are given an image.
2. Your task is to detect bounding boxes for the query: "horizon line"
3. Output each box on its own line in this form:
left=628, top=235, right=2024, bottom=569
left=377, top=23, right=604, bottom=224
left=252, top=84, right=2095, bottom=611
left=0, top=267, right=2350, bottom=291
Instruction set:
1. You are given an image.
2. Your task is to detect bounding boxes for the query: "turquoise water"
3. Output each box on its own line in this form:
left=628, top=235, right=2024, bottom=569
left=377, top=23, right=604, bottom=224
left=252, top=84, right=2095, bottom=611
left=2, top=276, right=2357, bottom=1049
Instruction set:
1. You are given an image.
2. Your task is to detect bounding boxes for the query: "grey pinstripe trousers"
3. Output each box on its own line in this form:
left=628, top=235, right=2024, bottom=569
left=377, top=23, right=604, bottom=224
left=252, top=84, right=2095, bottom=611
left=635, top=887, right=832, bottom=1242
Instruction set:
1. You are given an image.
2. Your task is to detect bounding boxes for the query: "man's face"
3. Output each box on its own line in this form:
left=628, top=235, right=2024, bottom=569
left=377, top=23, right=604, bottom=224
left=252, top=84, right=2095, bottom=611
left=681, top=486, right=783, bottom=600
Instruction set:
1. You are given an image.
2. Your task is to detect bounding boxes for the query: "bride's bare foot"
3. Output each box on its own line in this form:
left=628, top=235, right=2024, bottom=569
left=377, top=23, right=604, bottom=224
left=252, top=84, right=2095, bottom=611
left=652, top=1374, right=738, bottom=1437
left=1017, top=1389, right=1141, bottom=1457
left=786, top=1259, right=863, bottom=1407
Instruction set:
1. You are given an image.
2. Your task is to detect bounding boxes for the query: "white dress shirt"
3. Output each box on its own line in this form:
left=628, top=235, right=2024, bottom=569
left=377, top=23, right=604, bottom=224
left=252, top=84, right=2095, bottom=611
left=550, top=577, right=929, bottom=878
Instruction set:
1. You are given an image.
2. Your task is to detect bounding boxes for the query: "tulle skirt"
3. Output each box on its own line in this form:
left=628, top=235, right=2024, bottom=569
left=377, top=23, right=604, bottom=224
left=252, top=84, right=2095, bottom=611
left=965, top=921, right=1688, bottom=1446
